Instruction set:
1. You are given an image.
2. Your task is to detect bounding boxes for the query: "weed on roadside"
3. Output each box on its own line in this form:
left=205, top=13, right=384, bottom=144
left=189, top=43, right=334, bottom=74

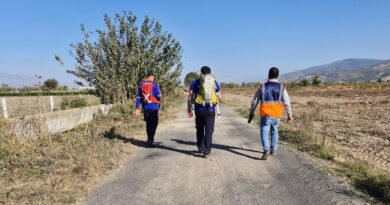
left=333, top=161, right=390, bottom=204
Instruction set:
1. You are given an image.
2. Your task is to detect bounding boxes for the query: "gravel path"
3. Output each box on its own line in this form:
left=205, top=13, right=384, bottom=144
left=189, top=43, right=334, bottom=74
left=86, top=105, right=365, bottom=205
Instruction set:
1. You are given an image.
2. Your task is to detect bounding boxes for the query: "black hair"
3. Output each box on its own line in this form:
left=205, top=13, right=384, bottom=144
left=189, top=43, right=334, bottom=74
left=146, top=70, right=155, bottom=77
left=200, top=66, right=211, bottom=75
left=268, top=67, right=279, bottom=79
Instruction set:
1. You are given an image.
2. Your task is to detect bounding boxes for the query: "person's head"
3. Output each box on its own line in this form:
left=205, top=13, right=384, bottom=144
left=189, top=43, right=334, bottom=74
left=146, top=70, right=155, bottom=81
left=200, top=66, right=211, bottom=75
left=268, top=67, right=279, bottom=79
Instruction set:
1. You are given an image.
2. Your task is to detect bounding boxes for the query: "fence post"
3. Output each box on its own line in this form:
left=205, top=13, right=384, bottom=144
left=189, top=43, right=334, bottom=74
left=50, top=96, right=55, bottom=112
left=2, top=98, right=9, bottom=119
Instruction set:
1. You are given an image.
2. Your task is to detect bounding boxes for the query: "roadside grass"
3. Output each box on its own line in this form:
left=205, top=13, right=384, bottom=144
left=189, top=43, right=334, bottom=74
left=232, top=104, right=390, bottom=204
left=331, top=161, right=390, bottom=204
left=0, top=103, right=143, bottom=205
left=0, top=92, right=184, bottom=205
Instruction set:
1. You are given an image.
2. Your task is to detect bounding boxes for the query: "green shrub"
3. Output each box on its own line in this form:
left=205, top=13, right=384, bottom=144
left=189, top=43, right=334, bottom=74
left=113, top=102, right=134, bottom=115
left=61, top=97, right=87, bottom=110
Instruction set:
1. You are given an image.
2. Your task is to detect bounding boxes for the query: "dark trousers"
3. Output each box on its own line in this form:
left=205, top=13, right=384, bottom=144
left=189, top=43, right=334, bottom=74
left=144, top=110, right=159, bottom=144
left=195, top=110, right=215, bottom=155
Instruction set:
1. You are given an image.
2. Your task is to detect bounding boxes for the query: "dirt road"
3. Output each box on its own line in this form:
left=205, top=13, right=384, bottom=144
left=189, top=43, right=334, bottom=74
left=86, top=105, right=365, bottom=205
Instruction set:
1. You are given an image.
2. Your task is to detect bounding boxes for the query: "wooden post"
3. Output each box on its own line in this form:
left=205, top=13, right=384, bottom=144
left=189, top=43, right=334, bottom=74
left=2, top=98, right=9, bottom=119
left=50, top=96, right=55, bottom=112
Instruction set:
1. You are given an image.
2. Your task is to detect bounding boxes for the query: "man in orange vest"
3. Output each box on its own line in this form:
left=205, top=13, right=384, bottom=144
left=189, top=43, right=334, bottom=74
left=249, top=67, right=293, bottom=160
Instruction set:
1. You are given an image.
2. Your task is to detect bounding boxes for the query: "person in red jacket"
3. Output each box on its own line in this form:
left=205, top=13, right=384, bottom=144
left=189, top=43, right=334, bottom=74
left=135, top=71, right=162, bottom=147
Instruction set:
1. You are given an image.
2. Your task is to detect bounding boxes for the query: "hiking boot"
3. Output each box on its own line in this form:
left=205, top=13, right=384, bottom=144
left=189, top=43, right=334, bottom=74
left=261, top=151, right=269, bottom=160
left=270, top=150, right=276, bottom=155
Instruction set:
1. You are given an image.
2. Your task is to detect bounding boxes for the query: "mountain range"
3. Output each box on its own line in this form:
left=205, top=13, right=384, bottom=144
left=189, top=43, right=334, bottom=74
left=280, top=58, right=390, bottom=83
left=0, top=72, right=38, bottom=88
left=2, top=58, right=390, bottom=88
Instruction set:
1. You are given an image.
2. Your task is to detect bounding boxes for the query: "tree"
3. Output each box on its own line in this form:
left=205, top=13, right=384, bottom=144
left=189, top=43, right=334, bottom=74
left=44, top=78, right=58, bottom=90
left=56, top=11, right=183, bottom=104
left=300, top=79, right=309, bottom=87
left=184, top=72, right=200, bottom=87
left=312, top=75, right=321, bottom=86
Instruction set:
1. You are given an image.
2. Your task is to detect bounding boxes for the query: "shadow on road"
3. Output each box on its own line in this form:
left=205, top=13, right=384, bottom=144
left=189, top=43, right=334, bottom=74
left=171, top=139, right=261, bottom=160
left=103, top=127, right=204, bottom=158
left=103, top=127, right=261, bottom=160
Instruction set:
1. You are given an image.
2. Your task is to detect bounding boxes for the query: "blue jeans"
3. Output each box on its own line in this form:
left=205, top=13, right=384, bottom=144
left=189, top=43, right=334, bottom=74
left=260, top=116, right=281, bottom=152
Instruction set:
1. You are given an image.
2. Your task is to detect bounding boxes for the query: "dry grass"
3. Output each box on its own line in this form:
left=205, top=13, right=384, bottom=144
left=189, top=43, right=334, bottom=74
left=223, top=83, right=390, bottom=171
left=223, top=83, right=390, bottom=204
left=0, top=94, right=183, bottom=205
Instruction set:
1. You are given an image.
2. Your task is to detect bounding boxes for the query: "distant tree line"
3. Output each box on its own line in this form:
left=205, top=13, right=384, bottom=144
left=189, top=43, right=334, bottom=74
left=219, top=75, right=322, bottom=89
left=0, top=78, right=69, bottom=93
left=56, top=11, right=183, bottom=104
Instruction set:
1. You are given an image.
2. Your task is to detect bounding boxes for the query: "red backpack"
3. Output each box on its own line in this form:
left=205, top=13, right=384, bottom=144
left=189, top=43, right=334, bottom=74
left=141, top=81, right=159, bottom=104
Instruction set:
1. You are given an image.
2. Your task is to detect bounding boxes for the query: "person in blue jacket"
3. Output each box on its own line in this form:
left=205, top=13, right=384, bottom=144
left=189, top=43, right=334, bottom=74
left=135, top=71, right=162, bottom=147
left=187, top=66, right=221, bottom=158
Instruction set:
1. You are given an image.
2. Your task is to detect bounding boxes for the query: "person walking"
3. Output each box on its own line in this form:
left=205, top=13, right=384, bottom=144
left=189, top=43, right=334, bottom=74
left=135, top=71, right=162, bottom=148
left=187, top=66, right=221, bottom=158
left=249, top=67, right=293, bottom=160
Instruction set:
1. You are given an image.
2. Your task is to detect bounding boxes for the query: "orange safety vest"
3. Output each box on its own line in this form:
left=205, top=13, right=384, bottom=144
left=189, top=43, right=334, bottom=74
left=259, top=82, right=284, bottom=118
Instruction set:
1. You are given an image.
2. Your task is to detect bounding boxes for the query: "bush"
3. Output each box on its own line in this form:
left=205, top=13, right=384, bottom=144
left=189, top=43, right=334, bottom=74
left=184, top=72, right=200, bottom=87
left=43, top=78, right=59, bottom=90
left=61, top=97, right=87, bottom=110
left=300, top=79, right=309, bottom=86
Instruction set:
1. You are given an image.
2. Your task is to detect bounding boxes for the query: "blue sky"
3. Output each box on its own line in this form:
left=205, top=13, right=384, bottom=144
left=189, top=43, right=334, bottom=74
left=0, top=0, right=390, bottom=86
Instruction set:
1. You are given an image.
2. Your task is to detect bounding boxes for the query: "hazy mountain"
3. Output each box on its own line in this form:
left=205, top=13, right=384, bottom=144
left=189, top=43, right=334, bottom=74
left=280, top=58, right=389, bottom=83
left=0, top=72, right=38, bottom=88
left=338, top=60, right=390, bottom=82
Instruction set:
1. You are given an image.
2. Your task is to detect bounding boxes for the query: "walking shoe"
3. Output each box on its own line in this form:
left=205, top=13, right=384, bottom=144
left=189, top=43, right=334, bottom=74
left=147, top=142, right=155, bottom=148
left=261, top=151, right=269, bottom=160
left=203, top=153, right=209, bottom=158
left=270, top=150, right=276, bottom=155
left=198, top=147, right=203, bottom=153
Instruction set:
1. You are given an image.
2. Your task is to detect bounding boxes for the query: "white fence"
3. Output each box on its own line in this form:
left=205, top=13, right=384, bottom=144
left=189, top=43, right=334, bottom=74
left=0, top=95, right=99, bottom=119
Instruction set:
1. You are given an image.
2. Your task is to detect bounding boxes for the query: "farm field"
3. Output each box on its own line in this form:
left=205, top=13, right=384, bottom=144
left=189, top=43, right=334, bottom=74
left=0, top=95, right=100, bottom=119
left=222, top=83, right=390, bottom=172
